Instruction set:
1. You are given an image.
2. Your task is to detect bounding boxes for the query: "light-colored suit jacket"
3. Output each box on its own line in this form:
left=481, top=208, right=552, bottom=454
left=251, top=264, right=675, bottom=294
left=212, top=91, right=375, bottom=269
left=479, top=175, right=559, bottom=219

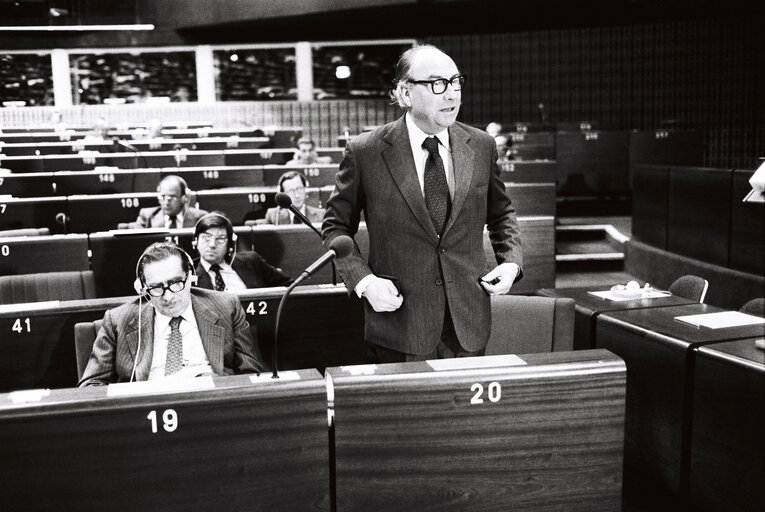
left=134, top=206, right=208, bottom=229
left=78, top=288, right=264, bottom=386
left=322, top=115, right=523, bottom=354
left=263, top=204, right=325, bottom=225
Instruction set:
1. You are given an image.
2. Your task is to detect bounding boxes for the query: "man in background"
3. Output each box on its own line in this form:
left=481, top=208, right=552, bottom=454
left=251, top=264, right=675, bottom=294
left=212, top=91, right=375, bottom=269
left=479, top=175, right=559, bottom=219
left=285, top=138, right=333, bottom=165
left=134, top=175, right=208, bottom=229
left=193, top=212, right=292, bottom=290
left=262, top=171, right=325, bottom=225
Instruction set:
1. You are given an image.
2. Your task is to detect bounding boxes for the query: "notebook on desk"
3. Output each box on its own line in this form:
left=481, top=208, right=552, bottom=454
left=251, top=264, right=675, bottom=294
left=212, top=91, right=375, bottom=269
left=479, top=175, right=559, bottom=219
left=674, top=311, right=765, bottom=329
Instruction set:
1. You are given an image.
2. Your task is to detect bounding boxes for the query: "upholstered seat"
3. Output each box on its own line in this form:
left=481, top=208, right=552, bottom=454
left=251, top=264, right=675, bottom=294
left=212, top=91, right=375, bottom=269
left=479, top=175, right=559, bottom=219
left=486, top=295, right=575, bottom=355
left=0, top=270, right=96, bottom=305
left=739, top=297, right=765, bottom=318
left=668, top=275, right=709, bottom=303
left=74, top=319, right=104, bottom=379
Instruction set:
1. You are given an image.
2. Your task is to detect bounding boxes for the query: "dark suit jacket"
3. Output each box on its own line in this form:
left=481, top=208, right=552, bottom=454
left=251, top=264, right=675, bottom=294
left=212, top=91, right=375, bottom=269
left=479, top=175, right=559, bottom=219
left=263, top=204, right=325, bottom=225
left=195, top=251, right=293, bottom=290
left=78, top=288, right=264, bottom=386
left=135, top=206, right=208, bottom=228
left=322, top=115, right=523, bottom=354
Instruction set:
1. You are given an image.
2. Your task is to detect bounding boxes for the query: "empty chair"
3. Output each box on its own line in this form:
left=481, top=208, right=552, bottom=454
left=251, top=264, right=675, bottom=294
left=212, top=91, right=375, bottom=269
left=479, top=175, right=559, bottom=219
left=739, top=298, right=765, bottom=318
left=668, top=275, right=709, bottom=303
left=486, top=295, right=575, bottom=355
left=0, top=270, right=96, bottom=304
left=74, top=319, right=103, bottom=379
left=0, top=227, right=51, bottom=237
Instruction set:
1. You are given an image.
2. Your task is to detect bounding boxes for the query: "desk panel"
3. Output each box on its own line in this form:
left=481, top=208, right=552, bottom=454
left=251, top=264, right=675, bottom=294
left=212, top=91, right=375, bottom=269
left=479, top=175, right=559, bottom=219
left=505, top=182, right=556, bottom=217
left=53, top=169, right=161, bottom=196
left=0, top=371, right=329, bottom=511
left=262, top=164, right=339, bottom=187
left=498, top=160, right=556, bottom=184
left=67, top=192, right=156, bottom=233
left=556, top=131, right=630, bottom=196
left=329, top=350, right=626, bottom=511
left=628, top=130, right=703, bottom=169
left=0, top=171, right=55, bottom=197
left=631, top=164, right=669, bottom=249
left=0, top=234, right=89, bottom=276
left=595, top=304, right=764, bottom=509
left=195, top=187, right=278, bottom=225
left=0, top=196, right=68, bottom=234
left=507, top=131, right=556, bottom=160
left=667, top=166, right=732, bottom=266
left=224, top=148, right=294, bottom=166
left=689, top=339, right=765, bottom=512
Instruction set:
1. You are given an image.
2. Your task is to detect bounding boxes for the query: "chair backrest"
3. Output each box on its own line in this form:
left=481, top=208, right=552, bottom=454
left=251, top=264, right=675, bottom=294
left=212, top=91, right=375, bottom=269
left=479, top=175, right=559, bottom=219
left=0, top=270, right=96, bottom=305
left=668, top=274, right=709, bottom=303
left=486, top=295, right=575, bottom=355
left=739, top=298, right=765, bottom=318
left=74, top=319, right=103, bottom=379
left=0, top=227, right=51, bottom=237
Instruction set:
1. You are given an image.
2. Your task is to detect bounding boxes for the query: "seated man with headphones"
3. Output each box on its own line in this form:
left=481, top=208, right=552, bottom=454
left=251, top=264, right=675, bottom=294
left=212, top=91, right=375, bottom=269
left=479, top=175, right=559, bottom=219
left=134, top=175, right=208, bottom=229
left=193, top=212, right=293, bottom=290
left=262, top=171, right=326, bottom=225
left=78, top=241, right=265, bottom=386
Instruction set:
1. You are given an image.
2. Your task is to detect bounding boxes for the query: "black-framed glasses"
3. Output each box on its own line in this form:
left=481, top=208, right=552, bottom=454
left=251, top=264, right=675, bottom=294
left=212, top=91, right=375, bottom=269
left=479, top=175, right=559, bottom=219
left=407, top=74, right=466, bottom=94
left=145, top=276, right=188, bottom=297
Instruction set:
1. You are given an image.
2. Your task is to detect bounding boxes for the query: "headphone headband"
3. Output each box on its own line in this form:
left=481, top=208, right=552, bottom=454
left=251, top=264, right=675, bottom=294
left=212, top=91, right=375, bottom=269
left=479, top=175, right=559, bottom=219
left=134, top=241, right=198, bottom=296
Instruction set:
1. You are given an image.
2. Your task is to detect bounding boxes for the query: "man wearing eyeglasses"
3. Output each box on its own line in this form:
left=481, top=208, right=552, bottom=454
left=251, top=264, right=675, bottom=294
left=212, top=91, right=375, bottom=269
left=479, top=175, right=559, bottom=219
left=134, top=175, right=208, bottom=229
left=79, top=242, right=265, bottom=386
left=262, top=171, right=326, bottom=225
left=193, top=212, right=292, bottom=291
left=323, top=44, right=523, bottom=363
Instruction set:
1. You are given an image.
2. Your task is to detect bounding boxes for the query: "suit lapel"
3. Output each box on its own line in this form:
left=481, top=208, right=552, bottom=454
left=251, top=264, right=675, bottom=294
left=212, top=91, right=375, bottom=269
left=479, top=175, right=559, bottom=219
left=126, top=300, right=155, bottom=381
left=191, top=293, right=225, bottom=373
left=443, top=123, right=475, bottom=236
left=381, top=117, right=439, bottom=240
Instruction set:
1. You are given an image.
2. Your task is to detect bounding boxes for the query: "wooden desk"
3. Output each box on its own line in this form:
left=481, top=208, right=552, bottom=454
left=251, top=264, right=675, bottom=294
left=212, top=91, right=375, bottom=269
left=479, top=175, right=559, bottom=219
left=537, top=286, right=694, bottom=350
left=595, top=304, right=765, bottom=509
left=0, top=285, right=365, bottom=393
left=497, top=159, right=556, bottom=184
left=328, top=350, right=626, bottom=511
left=0, top=234, right=90, bottom=276
left=0, top=371, right=329, bottom=511
left=689, top=338, right=765, bottom=512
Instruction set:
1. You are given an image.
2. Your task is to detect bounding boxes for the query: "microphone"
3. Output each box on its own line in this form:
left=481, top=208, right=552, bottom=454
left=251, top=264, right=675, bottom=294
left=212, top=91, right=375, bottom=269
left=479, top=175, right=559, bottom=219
left=275, top=191, right=338, bottom=284
left=275, top=192, right=322, bottom=237
left=112, top=137, right=146, bottom=169
left=271, top=235, right=353, bottom=378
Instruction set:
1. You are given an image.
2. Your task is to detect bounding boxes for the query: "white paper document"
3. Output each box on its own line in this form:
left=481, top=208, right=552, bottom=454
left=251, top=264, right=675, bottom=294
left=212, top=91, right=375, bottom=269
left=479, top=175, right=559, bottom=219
left=674, top=311, right=765, bottom=329
left=587, top=289, right=671, bottom=302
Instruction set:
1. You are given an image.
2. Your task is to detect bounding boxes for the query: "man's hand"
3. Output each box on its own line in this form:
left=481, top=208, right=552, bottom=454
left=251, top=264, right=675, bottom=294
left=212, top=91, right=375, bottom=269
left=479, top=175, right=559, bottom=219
left=363, top=276, right=404, bottom=312
left=480, top=262, right=520, bottom=295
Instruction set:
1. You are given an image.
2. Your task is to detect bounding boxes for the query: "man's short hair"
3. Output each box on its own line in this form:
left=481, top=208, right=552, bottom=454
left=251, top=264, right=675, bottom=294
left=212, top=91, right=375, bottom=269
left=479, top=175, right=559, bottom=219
left=193, top=211, right=234, bottom=242
left=295, top=138, right=316, bottom=149
left=277, top=170, right=309, bottom=192
left=157, top=175, right=188, bottom=196
left=136, top=242, right=192, bottom=284
left=389, top=44, right=444, bottom=108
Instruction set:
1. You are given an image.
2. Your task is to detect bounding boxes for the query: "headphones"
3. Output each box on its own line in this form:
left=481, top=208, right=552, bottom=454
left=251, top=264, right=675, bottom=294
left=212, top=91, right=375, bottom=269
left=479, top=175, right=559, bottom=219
left=133, top=241, right=198, bottom=297
left=191, top=212, right=238, bottom=264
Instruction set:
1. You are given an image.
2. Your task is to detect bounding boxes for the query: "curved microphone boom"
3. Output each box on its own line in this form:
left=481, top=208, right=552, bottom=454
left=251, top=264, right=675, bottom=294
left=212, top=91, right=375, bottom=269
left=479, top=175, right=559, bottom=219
left=275, top=192, right=323, bottom=237
left=271, top=235, right=354, bottom=378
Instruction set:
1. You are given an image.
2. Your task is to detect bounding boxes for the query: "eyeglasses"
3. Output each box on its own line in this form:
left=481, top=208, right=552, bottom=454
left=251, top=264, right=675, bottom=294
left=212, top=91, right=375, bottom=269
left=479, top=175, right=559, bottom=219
left=407, top=74, right=466, bottom=95
left=284, top=186, right=305, bottom=196
left=198, top=233, right=229, bottom=246
left=157, top=194, right=181, bottom=203
left=145, top=276, right=188, bottom=297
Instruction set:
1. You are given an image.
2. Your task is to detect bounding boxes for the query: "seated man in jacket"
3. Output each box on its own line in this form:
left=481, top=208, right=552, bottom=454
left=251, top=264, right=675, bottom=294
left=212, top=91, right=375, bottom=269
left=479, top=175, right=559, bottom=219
left=193, top=212, right=292, bottom=290
left=134, top=175, right=207, bottom=229
left=79, top=241, right=265, bottom=386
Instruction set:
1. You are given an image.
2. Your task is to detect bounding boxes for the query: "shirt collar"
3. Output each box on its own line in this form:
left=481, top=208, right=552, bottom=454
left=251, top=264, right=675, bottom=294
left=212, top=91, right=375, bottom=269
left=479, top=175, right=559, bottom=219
left=155, top=301, right=194, bottom=330
left=405, top=112, right=450, bottom=152
left=200, top=258, right=231, bottom=272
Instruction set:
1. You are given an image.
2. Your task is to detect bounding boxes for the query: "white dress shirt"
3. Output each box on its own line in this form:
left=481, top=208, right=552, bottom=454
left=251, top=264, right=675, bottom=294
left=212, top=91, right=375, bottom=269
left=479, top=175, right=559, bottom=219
left=199, top=258, right=247, bottom=291
left=147, top=302, right=213, bottom=380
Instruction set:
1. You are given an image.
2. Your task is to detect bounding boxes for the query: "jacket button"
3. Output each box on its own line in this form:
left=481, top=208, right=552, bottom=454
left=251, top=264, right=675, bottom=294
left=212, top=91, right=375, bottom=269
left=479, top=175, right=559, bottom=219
left=435, top=279, right=443, bottom=286
left=439, top=248, right=446, bottom=254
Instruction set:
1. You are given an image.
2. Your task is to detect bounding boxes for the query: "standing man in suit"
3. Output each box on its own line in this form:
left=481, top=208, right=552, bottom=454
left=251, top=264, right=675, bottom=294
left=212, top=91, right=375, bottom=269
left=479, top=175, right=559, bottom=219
left=134, top=175, right=208, bottom=229
left=262, top=171, right=326, bottom=225
left=78, top=242, right=264, bottom=386
left=322, top=44, right=523, bottom=363
left=193, top=211, right=292, bottom=290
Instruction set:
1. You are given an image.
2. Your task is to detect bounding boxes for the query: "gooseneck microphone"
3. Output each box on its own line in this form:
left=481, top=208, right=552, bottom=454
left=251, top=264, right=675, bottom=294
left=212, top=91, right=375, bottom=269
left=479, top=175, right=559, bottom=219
left=276, top=191, right=338, bottom=285
left=275, top=192, right=322, bottom=237
left=271, top=235, right=354, bottom=378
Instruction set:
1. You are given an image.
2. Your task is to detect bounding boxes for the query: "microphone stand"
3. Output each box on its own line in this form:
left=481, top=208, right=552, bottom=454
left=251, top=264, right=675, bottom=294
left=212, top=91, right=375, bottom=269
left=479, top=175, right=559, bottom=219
left=285, top=203, right=338, bottom=286
left=271, top=277, right=302, bottom=379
